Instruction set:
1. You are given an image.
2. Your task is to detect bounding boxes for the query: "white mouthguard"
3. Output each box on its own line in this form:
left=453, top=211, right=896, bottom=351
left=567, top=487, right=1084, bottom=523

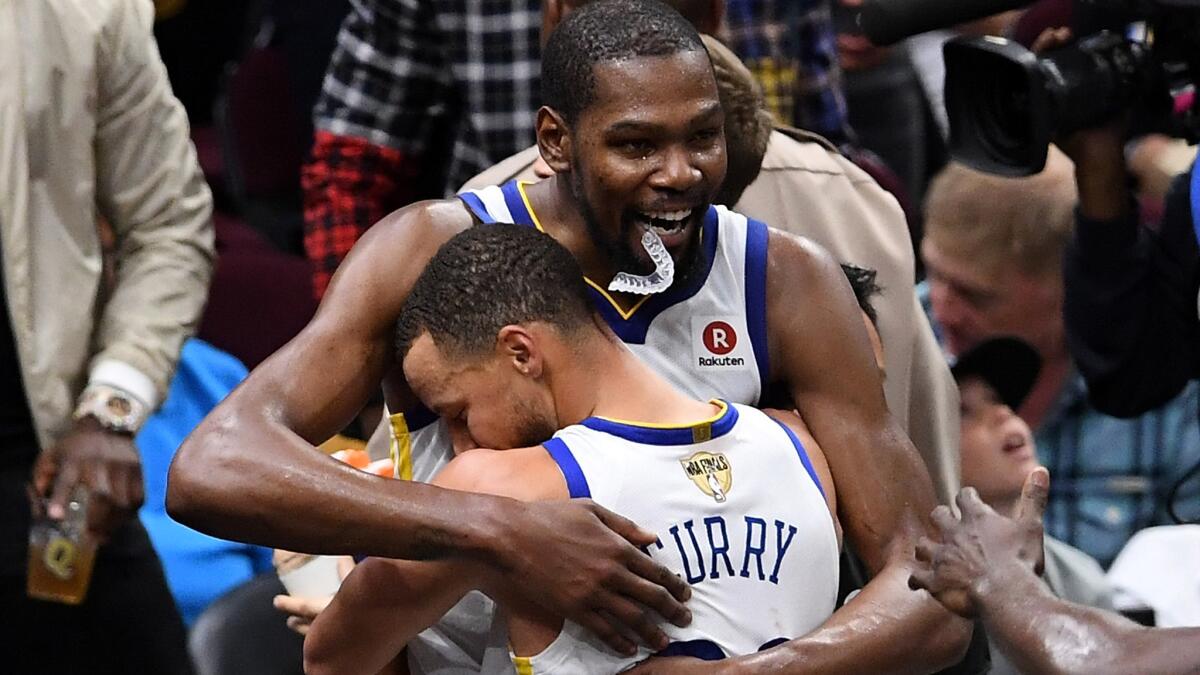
left=607, top=229, right=676, bottom=295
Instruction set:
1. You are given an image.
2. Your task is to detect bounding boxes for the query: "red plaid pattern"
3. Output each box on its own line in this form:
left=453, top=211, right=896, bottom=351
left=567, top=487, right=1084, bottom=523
left=301, top=131, right=418, bottom=299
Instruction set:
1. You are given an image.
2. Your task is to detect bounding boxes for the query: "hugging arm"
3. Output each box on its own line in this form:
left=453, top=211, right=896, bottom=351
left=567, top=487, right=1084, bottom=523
left=675, top=233, right=969, bottom=675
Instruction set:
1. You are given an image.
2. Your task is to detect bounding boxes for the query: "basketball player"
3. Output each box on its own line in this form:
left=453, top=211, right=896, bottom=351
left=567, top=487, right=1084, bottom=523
left=305, top=224, right=842, bottom=675
left=169, top=1, right=969, bottom=670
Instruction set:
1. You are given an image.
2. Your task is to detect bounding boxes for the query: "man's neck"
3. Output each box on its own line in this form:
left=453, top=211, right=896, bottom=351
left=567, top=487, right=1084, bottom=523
left=552, top=326, right=720, bottom=428
left=523, top=178, right=644, bottom=309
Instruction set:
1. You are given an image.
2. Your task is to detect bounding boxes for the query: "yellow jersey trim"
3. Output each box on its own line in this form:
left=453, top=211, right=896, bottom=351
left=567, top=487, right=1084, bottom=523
left=388, top=412, right=414, bottom=481
left=594, top=399, right=728, bottom=431
left=516, top=181, right=651, bottom=321
left=512, top=655, right=535, bottom=675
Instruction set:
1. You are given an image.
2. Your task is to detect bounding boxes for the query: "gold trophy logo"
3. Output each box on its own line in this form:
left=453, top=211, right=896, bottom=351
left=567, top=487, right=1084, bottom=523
left=680, top=451, right=733, bottom=503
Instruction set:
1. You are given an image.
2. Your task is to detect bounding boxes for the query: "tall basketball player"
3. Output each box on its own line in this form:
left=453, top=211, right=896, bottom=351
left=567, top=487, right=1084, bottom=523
left=169, top=1, right=969, bottom=670
left=306, top=224, right=842, bottom=675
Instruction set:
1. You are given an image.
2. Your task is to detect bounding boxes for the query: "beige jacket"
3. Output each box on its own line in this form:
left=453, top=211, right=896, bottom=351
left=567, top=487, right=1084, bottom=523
left=464, top=132, right=961, bottom=502
left=0, top=0, right=214, bottom=449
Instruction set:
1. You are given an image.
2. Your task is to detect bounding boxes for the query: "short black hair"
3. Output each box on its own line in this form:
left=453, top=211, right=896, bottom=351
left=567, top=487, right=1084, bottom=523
left=542, top=0, right=707, bottom=123
left=841, top=263, right=883, bottom=326
left=396, top=225, right=594, bottom=359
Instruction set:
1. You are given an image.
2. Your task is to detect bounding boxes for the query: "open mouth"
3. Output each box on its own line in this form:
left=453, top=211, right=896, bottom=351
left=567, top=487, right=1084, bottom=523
left=631, top=208, right=698, bottom=248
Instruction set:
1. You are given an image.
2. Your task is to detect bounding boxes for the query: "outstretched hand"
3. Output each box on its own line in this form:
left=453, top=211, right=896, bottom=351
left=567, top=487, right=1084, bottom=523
left=497, top=499, right=691, bottom=655
left=909, top=468, right=1049, bottom=618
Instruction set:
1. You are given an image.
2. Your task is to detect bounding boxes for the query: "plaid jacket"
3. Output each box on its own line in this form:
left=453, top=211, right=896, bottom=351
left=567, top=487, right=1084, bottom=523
left=303, top=0, right=540, bottom=297
left=722, top=0, right=850, bottom=144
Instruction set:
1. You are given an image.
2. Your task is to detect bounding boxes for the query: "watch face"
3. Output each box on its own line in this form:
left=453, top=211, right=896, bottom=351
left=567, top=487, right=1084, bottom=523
left=105, top=396, right=133, bottom=419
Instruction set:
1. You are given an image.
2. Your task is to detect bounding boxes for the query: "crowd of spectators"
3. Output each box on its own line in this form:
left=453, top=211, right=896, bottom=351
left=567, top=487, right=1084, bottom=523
left=6, top=0, right=1200, bottom=673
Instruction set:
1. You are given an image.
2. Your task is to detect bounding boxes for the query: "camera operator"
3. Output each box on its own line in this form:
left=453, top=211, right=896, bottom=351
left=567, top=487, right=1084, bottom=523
left=1060, top=108, right=1200, bottom=419
left=1063, top=131, right=1199, bottom=415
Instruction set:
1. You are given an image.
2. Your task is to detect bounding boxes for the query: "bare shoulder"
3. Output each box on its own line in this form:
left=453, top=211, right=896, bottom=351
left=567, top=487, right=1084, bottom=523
left=433, top=446, right=568, bottom=502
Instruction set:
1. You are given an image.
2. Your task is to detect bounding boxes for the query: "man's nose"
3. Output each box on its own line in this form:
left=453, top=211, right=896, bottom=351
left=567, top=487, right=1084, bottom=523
left=649, top=145, right=702, bottom=193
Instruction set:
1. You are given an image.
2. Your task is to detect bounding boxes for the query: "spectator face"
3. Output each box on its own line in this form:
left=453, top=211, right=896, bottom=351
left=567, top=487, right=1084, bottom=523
left=402, top=332, right=558, bottom=453
left=958, top=375, right=1041, bottom=506
left=921, top=238, right=1064, bottom=359
left=566, top=51, right=727, bottom=288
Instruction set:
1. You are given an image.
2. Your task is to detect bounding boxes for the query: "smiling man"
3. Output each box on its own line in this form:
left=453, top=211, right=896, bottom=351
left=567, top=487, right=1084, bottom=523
left=169, top=1, right=967, bottom=672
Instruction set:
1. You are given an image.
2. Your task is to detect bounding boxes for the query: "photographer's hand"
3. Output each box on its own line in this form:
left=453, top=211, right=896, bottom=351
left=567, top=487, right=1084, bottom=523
left=1033, top=27, right=1132, bottom=221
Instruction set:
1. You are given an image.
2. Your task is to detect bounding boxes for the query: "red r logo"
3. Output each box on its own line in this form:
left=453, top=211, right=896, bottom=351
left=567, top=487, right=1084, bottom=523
left=702, top=321, right=737, bottom=355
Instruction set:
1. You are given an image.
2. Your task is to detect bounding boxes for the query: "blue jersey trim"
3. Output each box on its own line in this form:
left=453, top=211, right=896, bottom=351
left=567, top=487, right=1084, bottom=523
left=458, top=192, right=496, bottom=224
left=591, top=207, right=722, bottom=344
left=501, top=180, right=536, bottom=226
left=770, top=417, right=825, bottom=500
left=580, top=399, right=739, bottom=446
left=543, top=437, right=591, bottom=499
left=745, top=218, right=770, bottom=394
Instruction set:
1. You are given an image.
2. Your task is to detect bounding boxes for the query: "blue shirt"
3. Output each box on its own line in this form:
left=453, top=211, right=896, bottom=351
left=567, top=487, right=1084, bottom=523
left=919, top=282, right=1200, bottom=566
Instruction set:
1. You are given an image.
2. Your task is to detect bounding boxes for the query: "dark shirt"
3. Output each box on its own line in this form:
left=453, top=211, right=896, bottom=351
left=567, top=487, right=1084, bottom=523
left=1064, top=168, right=1200, bottom=417
left=0, top=255, right=36, bottom=464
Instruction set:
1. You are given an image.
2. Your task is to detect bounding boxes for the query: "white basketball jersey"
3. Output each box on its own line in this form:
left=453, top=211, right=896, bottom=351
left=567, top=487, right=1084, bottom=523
left=459, top=181, right=771, bottom=405
left=511, top=401, right=839, bottom=673
left=391, top=182, right=775, bottom=674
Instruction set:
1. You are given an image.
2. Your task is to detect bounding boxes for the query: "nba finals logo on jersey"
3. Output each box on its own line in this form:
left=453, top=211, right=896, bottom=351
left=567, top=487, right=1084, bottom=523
left=692, top=317, right=751, bottom=370
left=681, top=451, right=733, bottom=503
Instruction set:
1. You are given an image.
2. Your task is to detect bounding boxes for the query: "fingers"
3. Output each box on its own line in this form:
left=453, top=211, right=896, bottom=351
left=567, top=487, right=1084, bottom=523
left=955, top=487, right=990, bottom=521
left=930, top=504, right=958, bottom=535
left=908, top=566, right=938, bottom=593
left=47, top=460, right=81, bottom=521
left=573, top=607, right=637, bottom=656
left=1016, top=467, right=1050, bottom=525
left=597, top=592, right=665, bottom=653
left=591, top=502, right=658, bottom=547
left=614, top=555, right=691, bottom=627
left=285, top=615, right=312, bottom=636
left=915, top=536, right=938, bottom=564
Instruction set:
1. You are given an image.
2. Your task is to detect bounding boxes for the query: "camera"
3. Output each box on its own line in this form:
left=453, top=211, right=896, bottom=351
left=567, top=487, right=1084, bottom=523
left=858, top=0, right=1200, bottom=175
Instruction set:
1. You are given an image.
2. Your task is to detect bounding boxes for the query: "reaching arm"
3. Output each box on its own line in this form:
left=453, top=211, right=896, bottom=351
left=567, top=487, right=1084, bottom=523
left=169, top=201, right=475, bottom=557
left=912, top=470, right=1200, bottom=675
left=304, top=448, right=561, bottom=675
left=732, top=232, right=969, bottom=674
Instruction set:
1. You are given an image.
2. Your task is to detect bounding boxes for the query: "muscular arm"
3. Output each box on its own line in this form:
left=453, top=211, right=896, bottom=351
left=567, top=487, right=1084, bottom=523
left=729, top=232, right=970, bottom=673
left=979, top=568, right=1200, bottom=675
left=913, top=472, right=1200, bottom=675
left=304, top=448, right=560, bottom=675
left=168, top=201, right=479, bottom=557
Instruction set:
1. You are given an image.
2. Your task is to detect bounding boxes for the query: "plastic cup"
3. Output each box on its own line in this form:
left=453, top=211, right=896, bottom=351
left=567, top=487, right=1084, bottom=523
left=26, top=493, right=97, bottom=605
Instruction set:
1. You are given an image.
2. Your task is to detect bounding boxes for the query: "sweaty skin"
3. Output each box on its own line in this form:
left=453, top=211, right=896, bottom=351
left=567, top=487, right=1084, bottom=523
left=171, top=48, right=967, bottom=671
left=912, top=470, right=1200, bottom=675
left=305, top=318, right=840, bottom=675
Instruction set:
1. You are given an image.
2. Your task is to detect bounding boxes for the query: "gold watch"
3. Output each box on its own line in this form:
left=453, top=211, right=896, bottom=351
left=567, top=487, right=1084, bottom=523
left=73, top=385, right=147, bottom=434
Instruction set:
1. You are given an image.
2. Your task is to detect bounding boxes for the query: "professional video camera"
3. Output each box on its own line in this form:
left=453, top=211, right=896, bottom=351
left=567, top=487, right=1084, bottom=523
left=858, top=0, right=1200, bottom=176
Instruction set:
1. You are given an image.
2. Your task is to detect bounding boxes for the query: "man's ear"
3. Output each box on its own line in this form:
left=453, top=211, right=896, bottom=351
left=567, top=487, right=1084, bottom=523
left=497, top=325, right=545, bottom=379
left=536, top=106, right=573, bottom=175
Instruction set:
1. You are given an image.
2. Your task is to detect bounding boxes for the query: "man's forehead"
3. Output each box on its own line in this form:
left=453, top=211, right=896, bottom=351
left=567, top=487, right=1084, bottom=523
left=586, top=51, right=718, bottom=117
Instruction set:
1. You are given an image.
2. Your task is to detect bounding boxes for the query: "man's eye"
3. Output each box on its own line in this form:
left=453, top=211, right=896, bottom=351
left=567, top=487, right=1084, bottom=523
left=618, top=140, right=654, bottom=156
left=692, top=128, right=720, bottom=143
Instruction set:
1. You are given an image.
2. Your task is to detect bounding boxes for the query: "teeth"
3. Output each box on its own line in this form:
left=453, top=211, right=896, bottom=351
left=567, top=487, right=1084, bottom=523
left=641, top=209, right=690, bottom=222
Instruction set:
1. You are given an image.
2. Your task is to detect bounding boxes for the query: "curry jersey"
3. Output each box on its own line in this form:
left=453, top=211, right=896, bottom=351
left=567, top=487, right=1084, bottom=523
left=511, top=401, right=839, bottom=673
left=390, top=182, right=773, bottom=674
left=459, top=180, right=770, bottom=405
